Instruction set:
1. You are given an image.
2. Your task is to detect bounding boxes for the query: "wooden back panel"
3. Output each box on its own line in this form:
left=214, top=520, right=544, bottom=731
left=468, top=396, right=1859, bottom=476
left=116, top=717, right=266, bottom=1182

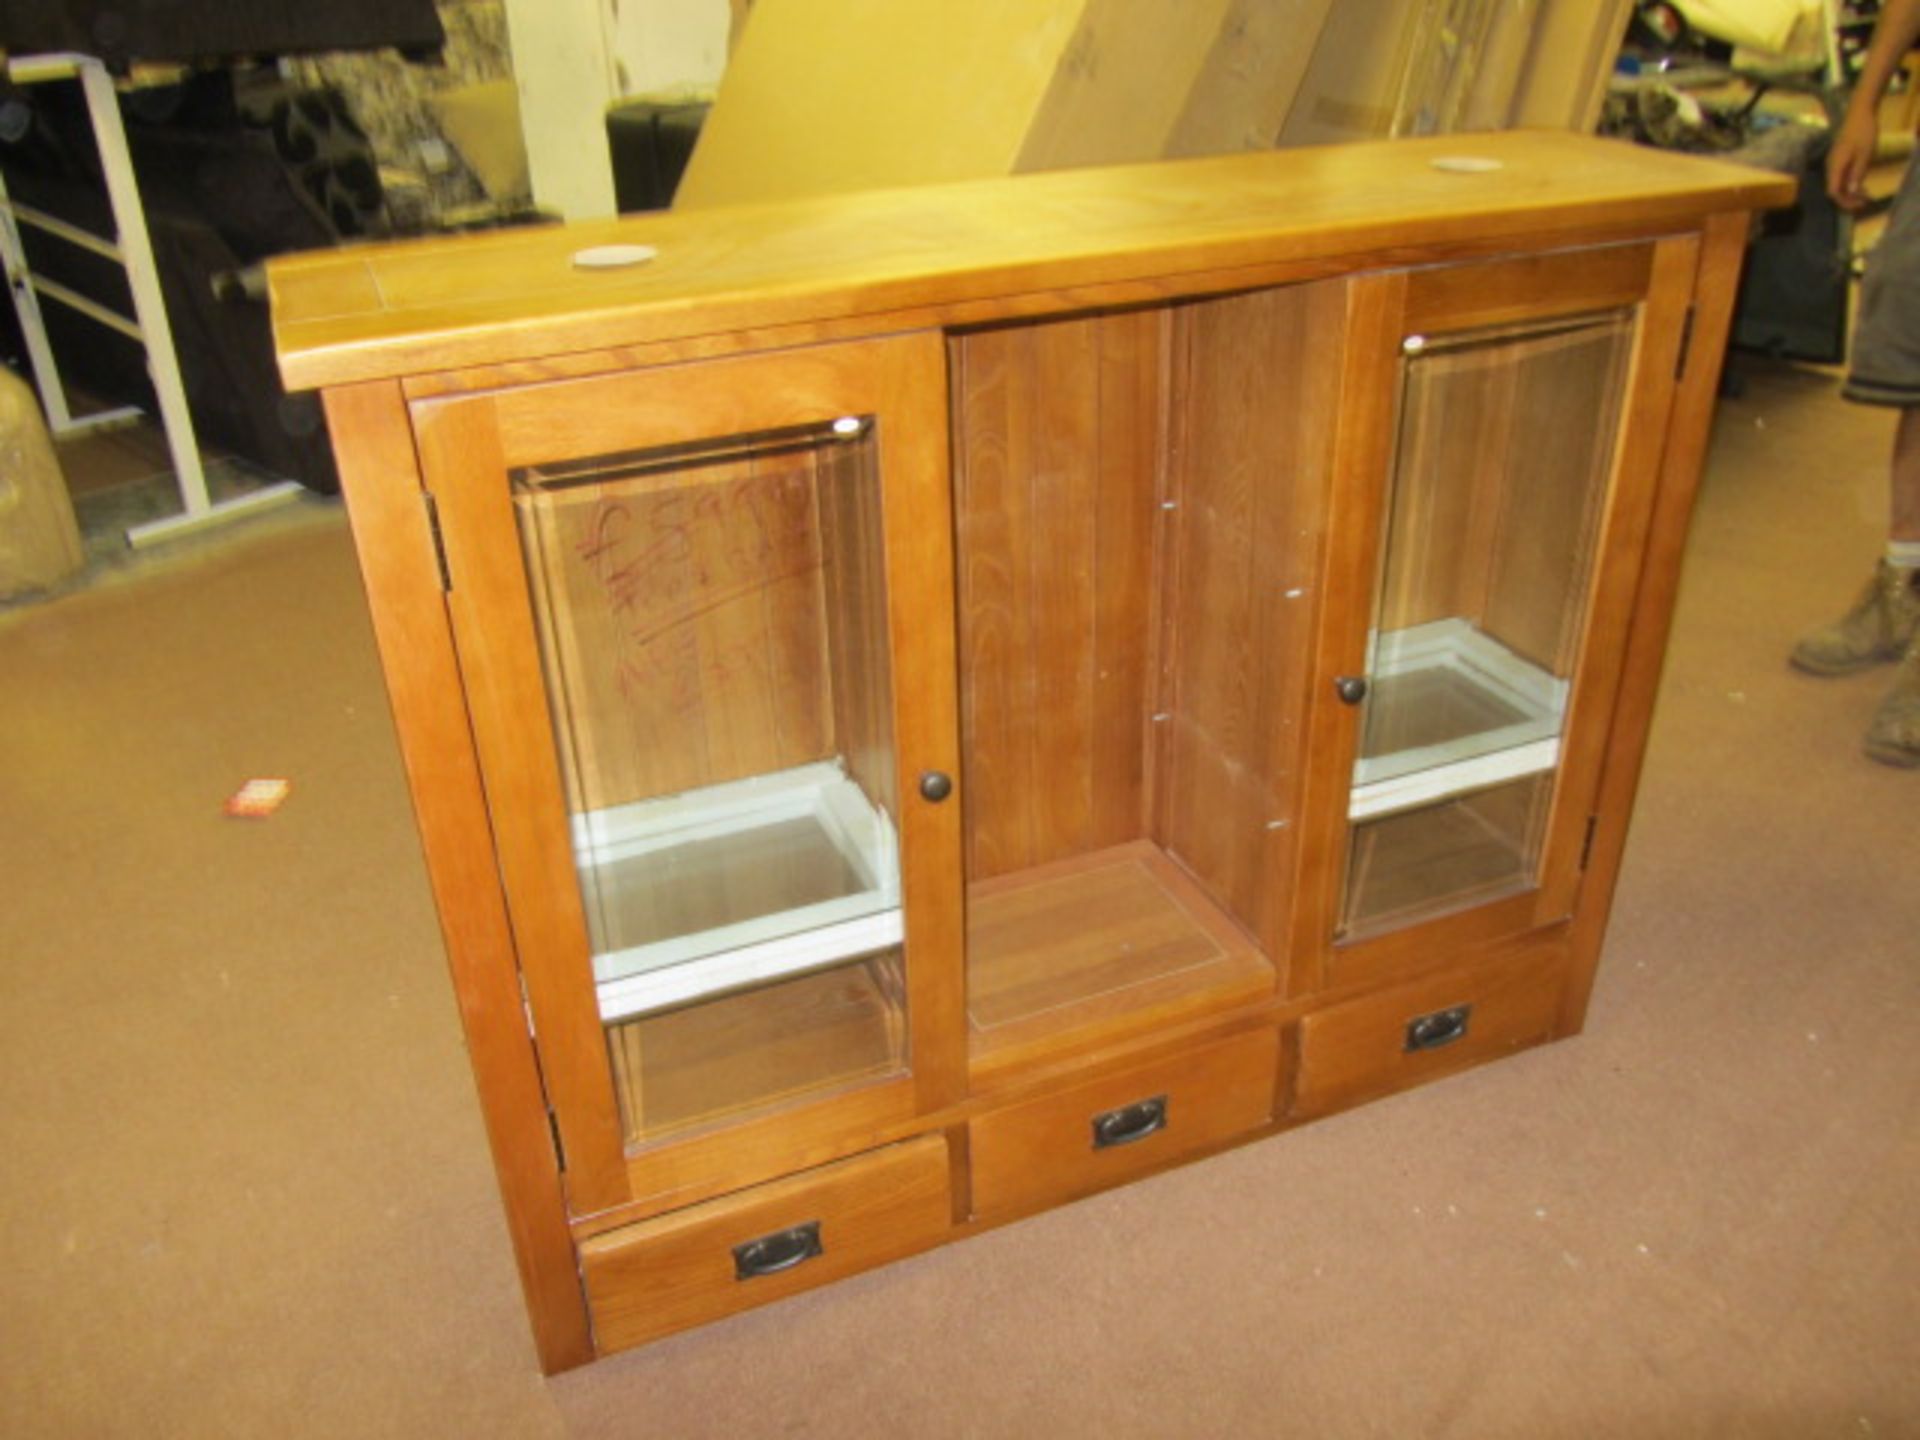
left=949, top=309, right=1166, bottom=879
left=1376, top=315, right=1632, bottom=676
left=515, top=444, right=837, bottom=812
left=1155, top=280, right=1347, bottom=956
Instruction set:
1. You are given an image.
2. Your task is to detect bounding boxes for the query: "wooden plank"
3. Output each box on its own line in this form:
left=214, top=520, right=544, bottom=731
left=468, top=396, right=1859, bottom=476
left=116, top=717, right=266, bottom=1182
left=1165, top=0, right=1340, bottom=156
left=270, top=134, right=1795, bottom=393
left=1017, top=0, right=1237, bottom=172
left=674, top=0, right=1088, bottom=208
left=320, top=381, right=593, bottom=1374
left=1091, top=308, right=1164, bottom=847
left=951, top=326, right=1035, bottom=875
left=1510, top=0, right=1638, bottom=133
left=1027, top=318, right=1101, bottom=862
left=975, top=844, right=1274, bottom=1036
left=1276, top=0, right=1418, bottom=146
left=1459, top=0, right=1545, bottom=131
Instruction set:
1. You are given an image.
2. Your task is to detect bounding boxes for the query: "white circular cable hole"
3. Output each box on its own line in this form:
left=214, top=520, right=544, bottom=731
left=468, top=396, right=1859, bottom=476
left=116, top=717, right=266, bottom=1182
left=571, top=244, right=659, bottom=269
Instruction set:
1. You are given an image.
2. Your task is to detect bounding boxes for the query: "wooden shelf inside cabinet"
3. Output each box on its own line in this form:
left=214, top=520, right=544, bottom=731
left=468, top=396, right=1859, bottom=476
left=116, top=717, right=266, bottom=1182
left=965, top=841, right=1273, bottom=1083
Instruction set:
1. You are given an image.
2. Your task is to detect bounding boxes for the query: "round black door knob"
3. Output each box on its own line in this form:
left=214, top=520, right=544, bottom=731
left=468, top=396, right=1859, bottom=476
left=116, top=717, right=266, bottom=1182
left=1334, top=675, right=1369, bottom=706
left=919, top=771, right=954, bottom=802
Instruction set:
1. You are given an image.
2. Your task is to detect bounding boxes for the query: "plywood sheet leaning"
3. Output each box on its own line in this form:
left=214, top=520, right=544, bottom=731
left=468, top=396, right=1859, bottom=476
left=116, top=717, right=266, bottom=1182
left=1510, top=0, right=1638, bottom=133
left=1164, top=0, right=1342, bottom=157
left=674, top=0, right=1088, bottom=208
left=1016, top=0, right=1239, bottom=171
left=1278, top=0, right=1427, bottom=146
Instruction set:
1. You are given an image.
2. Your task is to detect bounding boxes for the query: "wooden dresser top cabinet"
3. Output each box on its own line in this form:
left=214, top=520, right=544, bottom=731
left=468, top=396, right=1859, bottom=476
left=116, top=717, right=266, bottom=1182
left=271, top=134, right=1791, bottom=1373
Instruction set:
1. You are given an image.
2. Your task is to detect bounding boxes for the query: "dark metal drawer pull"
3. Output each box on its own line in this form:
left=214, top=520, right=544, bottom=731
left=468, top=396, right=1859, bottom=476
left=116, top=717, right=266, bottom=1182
left=731, top=1221, right=823, bottom=1281
left=1404, top=1004, right=1472, bottom=1053
left=1092, top=1094, right=1169, bottom=1150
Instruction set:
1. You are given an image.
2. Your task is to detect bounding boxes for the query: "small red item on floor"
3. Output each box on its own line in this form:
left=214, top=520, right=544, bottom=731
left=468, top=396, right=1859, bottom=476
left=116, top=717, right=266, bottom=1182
left=225, top=778, right=291, bottom=818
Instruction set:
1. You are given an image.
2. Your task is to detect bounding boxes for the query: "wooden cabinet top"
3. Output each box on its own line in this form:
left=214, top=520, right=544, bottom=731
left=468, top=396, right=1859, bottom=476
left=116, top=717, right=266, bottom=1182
left=269, top=131, right=1792, bottom=392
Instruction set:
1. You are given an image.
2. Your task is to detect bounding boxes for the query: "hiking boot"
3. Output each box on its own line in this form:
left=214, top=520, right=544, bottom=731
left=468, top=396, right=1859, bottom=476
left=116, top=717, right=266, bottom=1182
left=1864, top=639, right=1920, bottom=769
left=1789, top=559, right=1920, bottom=676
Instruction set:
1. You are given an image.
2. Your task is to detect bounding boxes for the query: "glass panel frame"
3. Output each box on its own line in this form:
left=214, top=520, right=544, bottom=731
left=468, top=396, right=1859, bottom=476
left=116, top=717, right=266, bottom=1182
left=509, top=418, right=903, bottom=1026
left=416, top=332, right=962, bottom=1206
left=1336, top=309, right=1635, bottom=941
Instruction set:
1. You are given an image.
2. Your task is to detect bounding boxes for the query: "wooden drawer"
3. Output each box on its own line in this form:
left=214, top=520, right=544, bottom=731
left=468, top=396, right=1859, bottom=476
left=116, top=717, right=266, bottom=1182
left=1293, top=943, right=1568, bottom=1120
left=579, top=1134, right=951, bottom=1353
left=969, top=1029, right=1280, bottom=1221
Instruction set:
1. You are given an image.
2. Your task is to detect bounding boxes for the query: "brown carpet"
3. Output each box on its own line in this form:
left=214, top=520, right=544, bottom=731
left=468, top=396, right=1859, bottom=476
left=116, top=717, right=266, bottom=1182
left=1, top=356, right=1915, bottom=1439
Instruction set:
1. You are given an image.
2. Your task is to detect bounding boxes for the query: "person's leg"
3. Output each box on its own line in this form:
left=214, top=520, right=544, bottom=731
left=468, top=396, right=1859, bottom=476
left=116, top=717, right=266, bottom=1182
left=1788, top=410, right=1920, bottom=670
left=1893, top=405, right=1920, bottom=546
left=1864, top=408, right=1920, bottom=766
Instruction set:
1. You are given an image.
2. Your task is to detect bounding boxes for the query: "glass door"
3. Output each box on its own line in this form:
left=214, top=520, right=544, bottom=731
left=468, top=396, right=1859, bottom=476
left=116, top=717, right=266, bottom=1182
left=1297, top=241, right=1700, bottom=979
left=1338, top=311, right=1633, bottom=940
left=518, top=418, right=910, bottom=1144
left=412, top=334, right=962, bottom=1211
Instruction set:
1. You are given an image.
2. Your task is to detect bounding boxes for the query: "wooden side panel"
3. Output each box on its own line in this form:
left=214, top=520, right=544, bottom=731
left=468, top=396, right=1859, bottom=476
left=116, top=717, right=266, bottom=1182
left=581, top=1135, right=950, bottom=1352
left=1561, top=212, right=1754, bottom=1034
left=950, top=311, right=1164, bottom=880
left=1156, top=281, right=1345, bottom=957
left=321, top=381, right=593, bottom=1374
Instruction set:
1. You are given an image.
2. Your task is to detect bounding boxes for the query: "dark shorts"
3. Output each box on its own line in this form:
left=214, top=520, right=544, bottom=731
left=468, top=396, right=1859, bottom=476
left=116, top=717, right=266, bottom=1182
left=1846, top=157, right=1920, bottom=408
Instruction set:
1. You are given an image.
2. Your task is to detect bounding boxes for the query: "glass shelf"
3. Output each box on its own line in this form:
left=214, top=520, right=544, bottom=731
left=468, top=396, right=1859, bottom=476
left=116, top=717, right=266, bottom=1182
left=583, top=760, right=901, bottom=1021
left=1350, top=618, right=1568, bottom=821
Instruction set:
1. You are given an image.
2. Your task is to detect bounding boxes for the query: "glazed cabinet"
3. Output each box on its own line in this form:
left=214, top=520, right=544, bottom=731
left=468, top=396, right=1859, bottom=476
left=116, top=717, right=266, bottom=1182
left=410, top=334, right=964, bottom=1218
left=1296, top=241, right=1698, bottom=988
left=271, top=133, right=1790, bottom=1371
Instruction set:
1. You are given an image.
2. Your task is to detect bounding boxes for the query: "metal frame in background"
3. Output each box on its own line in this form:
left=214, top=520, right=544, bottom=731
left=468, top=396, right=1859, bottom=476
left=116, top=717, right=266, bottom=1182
left=0, top=53, right=302, bottom=548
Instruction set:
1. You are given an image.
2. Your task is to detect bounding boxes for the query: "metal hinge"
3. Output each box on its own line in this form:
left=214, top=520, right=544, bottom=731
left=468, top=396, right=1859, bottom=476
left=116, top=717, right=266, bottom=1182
left=1674, top=305, right=1696, bottom=381
left=422, top=489, right=451, bottom=592
left=1580, top=814, right=1600, bottom=871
